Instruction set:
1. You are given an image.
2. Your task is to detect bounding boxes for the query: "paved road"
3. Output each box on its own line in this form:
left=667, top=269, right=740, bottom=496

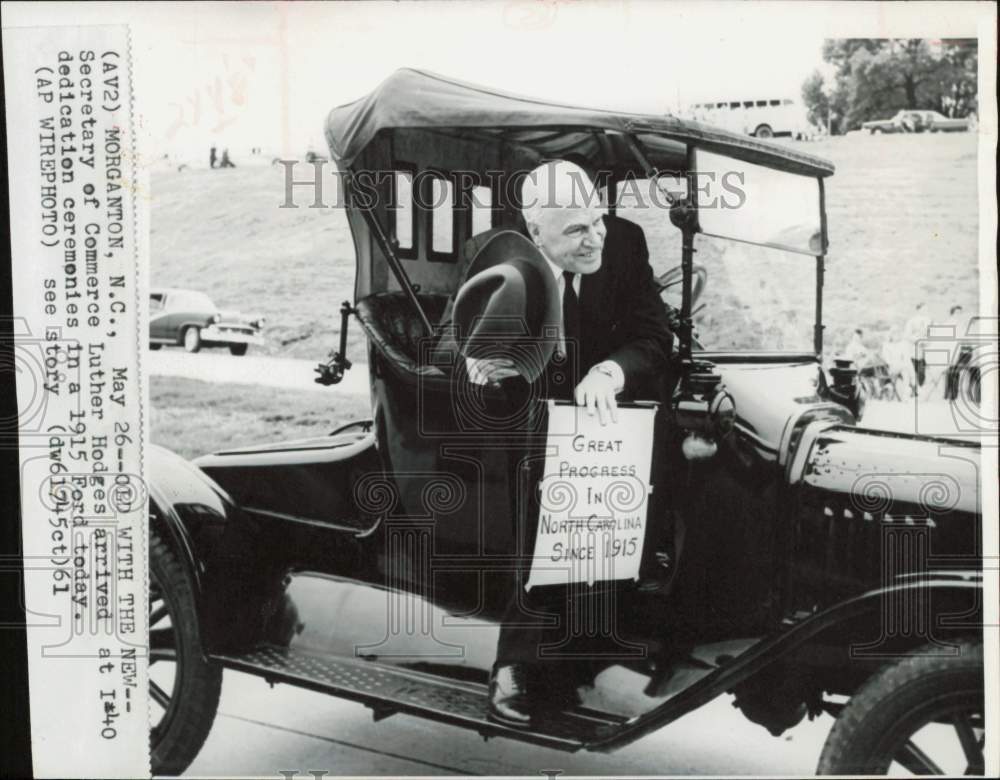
left=185, top=670, right=835, bottom=776
left=149, top=350, right=976, bottom=438
left=149, top=349, right=370, bottom=395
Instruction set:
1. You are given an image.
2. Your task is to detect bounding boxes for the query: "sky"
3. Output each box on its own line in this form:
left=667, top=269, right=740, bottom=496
left=2, top=1, right=992, bottom=161
left=142, top=0, right=831, bottom=158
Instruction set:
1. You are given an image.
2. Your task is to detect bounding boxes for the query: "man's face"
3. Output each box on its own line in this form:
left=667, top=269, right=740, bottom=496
left=529, top=204, right=606, bottom=274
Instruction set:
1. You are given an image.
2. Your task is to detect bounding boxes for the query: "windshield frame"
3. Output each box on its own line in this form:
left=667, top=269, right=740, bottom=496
left=684, top=143, right=828, bottom=360
left=616, top=137, right=828, bottom=361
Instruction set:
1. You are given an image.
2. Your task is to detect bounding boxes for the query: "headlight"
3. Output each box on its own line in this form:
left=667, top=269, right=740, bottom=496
left=673, top=360, right=736, bottom=460
left=211, top=313, right=221, bottom=324
left=825, top=357, right=864, bottom=420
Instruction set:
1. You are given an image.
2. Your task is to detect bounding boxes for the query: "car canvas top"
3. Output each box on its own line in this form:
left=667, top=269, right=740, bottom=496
left=325, top=68, right=835, bottom=178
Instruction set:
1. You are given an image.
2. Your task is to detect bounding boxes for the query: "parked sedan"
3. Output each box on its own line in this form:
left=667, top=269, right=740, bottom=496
left=149, top=288, right=264, bottom=355
left=862, top=109, right=970, bottom=134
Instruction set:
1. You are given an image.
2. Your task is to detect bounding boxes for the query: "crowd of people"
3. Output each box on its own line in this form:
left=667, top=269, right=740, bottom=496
left=842, top=302, right=981, bottom=404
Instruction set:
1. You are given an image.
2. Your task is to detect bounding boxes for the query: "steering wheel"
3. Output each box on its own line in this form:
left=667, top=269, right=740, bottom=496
left=656, top=263, right=708, bottom=314
left=656, top=264, right=708, bottom=350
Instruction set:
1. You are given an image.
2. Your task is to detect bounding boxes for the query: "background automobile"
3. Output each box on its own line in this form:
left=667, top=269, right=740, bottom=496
left=686, top=96, right=812, bottom=138
left=149, top=287, right=264, bottom=355
left=305, top=146, right=329, bottom=163
left=862, top=109, right=970, bottom=133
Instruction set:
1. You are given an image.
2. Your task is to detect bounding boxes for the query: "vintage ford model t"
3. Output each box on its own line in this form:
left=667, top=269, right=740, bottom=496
left=148, top=70, right=985, bottom=775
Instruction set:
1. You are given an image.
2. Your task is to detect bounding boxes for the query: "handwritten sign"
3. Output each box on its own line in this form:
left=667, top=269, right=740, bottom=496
left=526, top=402, right=657, bottom=590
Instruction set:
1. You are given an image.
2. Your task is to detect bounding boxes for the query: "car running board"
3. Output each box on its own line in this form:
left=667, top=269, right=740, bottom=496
left=213, top=645, right=627, bottom=750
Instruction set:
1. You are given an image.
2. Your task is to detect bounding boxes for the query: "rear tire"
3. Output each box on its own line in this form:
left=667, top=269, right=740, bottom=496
left=150, top=343, right=163, bottom=351
left=817, top=642, right=984, bottom=775
left=228, top=343, right=248, bottom=356
left=150, top=530, right=222, bottom=776
left=183, top=327, right=201, bottom=353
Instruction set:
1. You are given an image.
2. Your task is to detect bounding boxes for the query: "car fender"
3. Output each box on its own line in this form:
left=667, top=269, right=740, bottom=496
left=717, top=574, right=983, bottom=737
left=751, top=574, right=982, bottom=670
left=148, top=444, right=240, bottom=610
left=173, top=317, right=214, bottom=341
left=589, top=575, right=982, bottom=751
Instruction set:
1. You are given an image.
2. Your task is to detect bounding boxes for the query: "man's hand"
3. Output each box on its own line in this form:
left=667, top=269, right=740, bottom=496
left=574, top=368, right=620, bottom=425
left=466, top=356, right=521, bottom=386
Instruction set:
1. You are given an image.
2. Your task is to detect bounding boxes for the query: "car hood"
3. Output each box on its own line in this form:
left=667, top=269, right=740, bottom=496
left=216, top=310, right=262, bottom=325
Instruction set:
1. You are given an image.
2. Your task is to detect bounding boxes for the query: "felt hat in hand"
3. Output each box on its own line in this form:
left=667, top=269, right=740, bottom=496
left=453, top=230, right=561, bottom=382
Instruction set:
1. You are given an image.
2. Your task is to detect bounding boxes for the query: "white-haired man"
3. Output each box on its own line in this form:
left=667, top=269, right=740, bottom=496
left=464, top=160, right=674, bottom=726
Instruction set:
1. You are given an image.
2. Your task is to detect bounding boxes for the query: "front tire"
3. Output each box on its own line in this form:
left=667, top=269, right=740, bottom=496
left=753, top=124, right=774, bottom=139
left=183, top=326, right=201, bottom=353
left=150, top=530, right=222, bottom=776
left=228, top=343, right=248, bottom=356
left=817, top=641, right=984, bottom=775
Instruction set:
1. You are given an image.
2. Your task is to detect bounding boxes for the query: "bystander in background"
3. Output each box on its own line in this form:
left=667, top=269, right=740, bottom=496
left=904, top=302, right=930, bottom=392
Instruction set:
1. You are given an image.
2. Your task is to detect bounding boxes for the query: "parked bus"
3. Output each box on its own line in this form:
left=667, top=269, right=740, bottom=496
left=686, top=97, right=813, bottom=139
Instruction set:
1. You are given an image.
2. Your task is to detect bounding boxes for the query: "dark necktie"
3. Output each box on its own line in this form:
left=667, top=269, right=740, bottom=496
left=561, top=271, right=579, bottom=389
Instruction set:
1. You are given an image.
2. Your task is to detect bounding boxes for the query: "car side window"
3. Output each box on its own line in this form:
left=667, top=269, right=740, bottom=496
left=470, top=184, right=492, bottom=236
left=428, top=173, right=456, bottom=261
left=614, top=177, right=683, bottom=275
left=170, top=291, right=214, bottom=311
left=189, top=292, right=215, bottom=310
left=390, top=165, right=417, bottom=259
left=150, top=293, right=165, bottom=312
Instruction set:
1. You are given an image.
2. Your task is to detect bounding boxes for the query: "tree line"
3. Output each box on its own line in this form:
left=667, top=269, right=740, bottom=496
left=802, top=39, right=978, bottom=134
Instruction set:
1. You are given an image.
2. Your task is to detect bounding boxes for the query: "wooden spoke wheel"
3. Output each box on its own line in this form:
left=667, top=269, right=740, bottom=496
left=818, top=642, right=984, bottom=775
left=149, top=530, right=222, bottom=775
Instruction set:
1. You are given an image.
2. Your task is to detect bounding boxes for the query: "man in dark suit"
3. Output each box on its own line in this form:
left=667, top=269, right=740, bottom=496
left=459, top=160, right=674, bottom=726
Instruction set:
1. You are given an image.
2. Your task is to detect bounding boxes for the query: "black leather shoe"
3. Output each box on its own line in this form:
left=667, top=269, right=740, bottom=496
left=636, top=577, right=671, bottom=594
left=637, top=550, right=674, bottom=593
left=487, top=663, right=534, bottom=727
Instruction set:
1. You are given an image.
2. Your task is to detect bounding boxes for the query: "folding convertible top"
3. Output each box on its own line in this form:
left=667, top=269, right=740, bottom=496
left=324, top=68, right=835, bottom=178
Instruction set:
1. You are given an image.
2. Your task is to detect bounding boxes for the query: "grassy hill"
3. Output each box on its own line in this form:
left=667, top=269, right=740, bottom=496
left=810, top=133, right=979, bottom=354
left=152, top=165, right=361, bottom=361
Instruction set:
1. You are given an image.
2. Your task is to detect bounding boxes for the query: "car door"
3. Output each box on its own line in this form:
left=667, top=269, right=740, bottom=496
left=149, top=292, right=170, bottom=340
left=162, top=291, right=196, bottom=341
